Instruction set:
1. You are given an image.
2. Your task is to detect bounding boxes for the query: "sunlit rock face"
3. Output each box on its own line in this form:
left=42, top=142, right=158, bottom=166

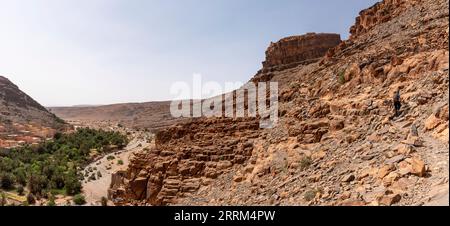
left=262, top=33, right=341, bottom=71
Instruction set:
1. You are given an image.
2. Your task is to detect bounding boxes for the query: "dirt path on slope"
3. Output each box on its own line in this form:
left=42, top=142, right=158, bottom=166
left=420, top=134, right=449, bottom=206
left=81, top=133, right=152, bottom=206
left=391, top=119, right=449, bottom=206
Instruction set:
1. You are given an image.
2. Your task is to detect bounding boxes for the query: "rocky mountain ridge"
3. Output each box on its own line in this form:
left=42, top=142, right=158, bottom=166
left=109, top=0, right=449, bottom=206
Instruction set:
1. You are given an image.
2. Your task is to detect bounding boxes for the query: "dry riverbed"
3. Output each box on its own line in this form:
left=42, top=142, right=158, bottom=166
left=81, top=132, right=152, bottom=206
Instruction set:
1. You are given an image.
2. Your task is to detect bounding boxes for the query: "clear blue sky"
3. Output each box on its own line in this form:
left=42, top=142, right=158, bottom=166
left=0, top=0, right=379, bottom=106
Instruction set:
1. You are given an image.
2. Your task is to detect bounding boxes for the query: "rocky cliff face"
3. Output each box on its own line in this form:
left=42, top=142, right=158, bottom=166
left=262, top=33, right=341, bottom=72
left=110, top=0, right=449, bottom=206
left=109, top=117, right=261, bottom=205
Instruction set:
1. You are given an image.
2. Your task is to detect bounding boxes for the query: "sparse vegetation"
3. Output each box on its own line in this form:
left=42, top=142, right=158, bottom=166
left=47, top=195, right=56, bottom=206
left=107, top=155, right=116, bottom=161
left=299, top=156, right=313, bottom=170
left=1, top=192, right=6, bottom=206
left=304, top=190, right=317, bottom=202
left=117, top=160, right=124, bottom=165
left=338, top=69, right=346, bottom=85
left=290, top=82, right=301, bottom=90
left=73, top=194, right=86, bottom=205
left=17, top=185, right=24, bottom=196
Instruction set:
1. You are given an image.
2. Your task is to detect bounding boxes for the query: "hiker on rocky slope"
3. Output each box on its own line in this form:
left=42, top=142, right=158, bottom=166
left=393, top=87, right=402, bottom=117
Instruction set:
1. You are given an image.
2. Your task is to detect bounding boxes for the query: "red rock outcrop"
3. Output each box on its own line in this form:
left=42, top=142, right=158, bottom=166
left=261, top=33, right=341, bottom=72
left=349, top=0, right=423, bottom=39
left=109, top=117, right=262, bottom=205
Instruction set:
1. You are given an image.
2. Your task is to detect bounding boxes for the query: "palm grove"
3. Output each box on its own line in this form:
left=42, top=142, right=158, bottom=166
left=0, top=128, right=128, bottom=205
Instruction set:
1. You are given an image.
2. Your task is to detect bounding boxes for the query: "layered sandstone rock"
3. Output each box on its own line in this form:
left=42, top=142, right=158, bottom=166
left=261, top=33, right=341, bottom=72
left=109, top=117, right=261, bottom=205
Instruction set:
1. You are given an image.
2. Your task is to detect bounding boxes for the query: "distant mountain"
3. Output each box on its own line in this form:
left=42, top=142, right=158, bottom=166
left=49, top=101, right=188, bottom=132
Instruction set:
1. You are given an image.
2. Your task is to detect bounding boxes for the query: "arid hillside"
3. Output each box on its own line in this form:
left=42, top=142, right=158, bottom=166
left=109, top=0, right=449, bottom=206
left=0, top=76, right=67, bottom=148
left=50, top=101, right=187, bottom=132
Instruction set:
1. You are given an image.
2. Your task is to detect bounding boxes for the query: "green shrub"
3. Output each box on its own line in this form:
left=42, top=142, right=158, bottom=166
left=290, top=82, right=301, bottom=90
left=47, top=195, right=56, bottom=206
left=65, top=171, right=82, bottom=196
left=338, top=69, right=346, bottom=84
left=117, top=160, right=124, bottom=165
left=0, top=172, right=15, bottom=190
left=17, top=185, right=24, bottom=196
left=304, top=190, right=317, bottom=202
left=299, top=156, right=312, bottom=170
left=73, top=194, right=86, bottom=205
left=27, top=173, right=47, bottom=195
left=14, top=168, right=27, bottom=186
left=107, top=156, right=116, bottom=161
left=1, top=192, right=6, bottom=206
